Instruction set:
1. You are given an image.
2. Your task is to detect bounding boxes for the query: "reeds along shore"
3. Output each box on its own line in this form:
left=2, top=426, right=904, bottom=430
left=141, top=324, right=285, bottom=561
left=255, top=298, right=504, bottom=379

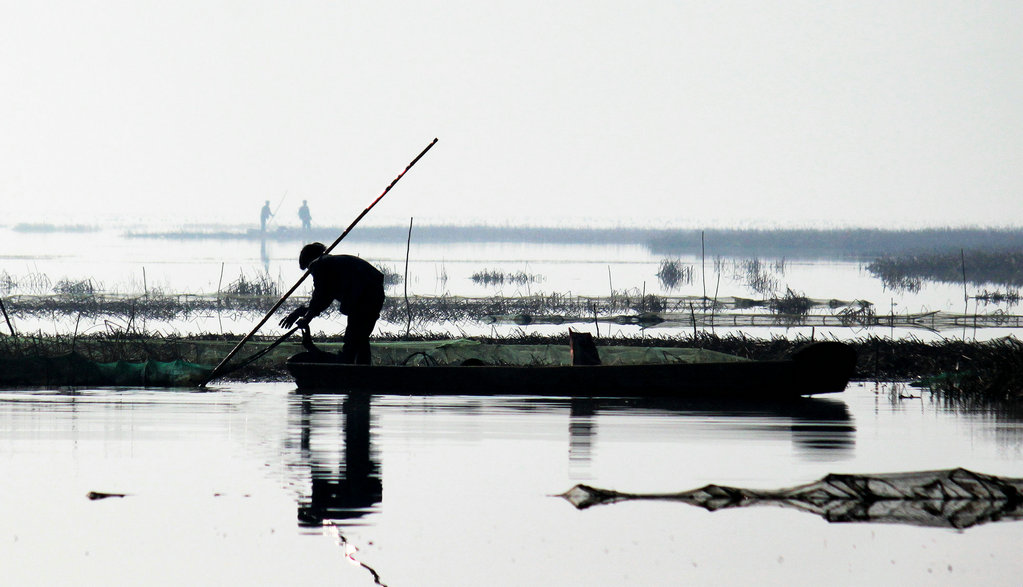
left=2, top=330, right=1022, bottom=405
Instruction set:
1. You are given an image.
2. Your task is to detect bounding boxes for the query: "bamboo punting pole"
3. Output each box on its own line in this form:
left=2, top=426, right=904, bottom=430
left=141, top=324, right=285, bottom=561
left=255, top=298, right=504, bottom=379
left=404, top=217, right=414, bottom=337
left=202, top=138, right=439, bottom=385
left=0, top=297, right=15, bottom=336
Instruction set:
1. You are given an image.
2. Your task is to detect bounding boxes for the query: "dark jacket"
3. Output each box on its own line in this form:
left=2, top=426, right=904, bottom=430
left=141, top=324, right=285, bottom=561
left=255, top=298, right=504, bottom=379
left=303, top=254, right=384, bottom=319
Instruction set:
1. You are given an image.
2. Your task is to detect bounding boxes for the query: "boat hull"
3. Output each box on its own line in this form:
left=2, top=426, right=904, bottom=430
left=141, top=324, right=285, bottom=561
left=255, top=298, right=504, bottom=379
left=287, top=341, right=857, bottom=398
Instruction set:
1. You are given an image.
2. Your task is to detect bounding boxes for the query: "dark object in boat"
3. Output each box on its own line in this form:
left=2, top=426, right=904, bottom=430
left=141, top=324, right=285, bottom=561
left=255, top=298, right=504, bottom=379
left=569, top=330, right=601, bottom=366
left=286, top=340, right=857, bottom=397
left=559, top=468, right=1023, bottom=530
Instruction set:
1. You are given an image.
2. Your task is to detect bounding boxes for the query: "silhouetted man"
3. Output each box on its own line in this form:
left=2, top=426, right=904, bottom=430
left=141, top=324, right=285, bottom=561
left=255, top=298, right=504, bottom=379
left=279, top=242, right=385, bottom=364
left=260, top=200, right=273, bottom=231
left=298, top=200, right=312, bottom=230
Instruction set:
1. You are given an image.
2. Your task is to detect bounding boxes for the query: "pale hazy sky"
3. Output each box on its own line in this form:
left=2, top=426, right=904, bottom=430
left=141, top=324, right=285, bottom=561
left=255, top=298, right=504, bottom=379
left=2, top=1, right=1022, bottom=229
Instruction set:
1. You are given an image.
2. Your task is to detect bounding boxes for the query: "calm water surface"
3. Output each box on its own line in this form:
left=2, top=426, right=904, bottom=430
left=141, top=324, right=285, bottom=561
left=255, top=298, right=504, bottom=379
left=2, top=383, right=1022, bottom=586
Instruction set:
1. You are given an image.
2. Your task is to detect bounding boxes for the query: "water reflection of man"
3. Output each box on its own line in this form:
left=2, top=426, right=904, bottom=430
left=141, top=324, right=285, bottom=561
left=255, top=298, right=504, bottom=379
left=259, top=239, right=269, bottom=273
left=260, top=200, right=273, bottom=232
left=297, top=394, right=382, bottom=525
left=279, top=242, right=385, bottom=364
left=298, top=200, right=312, bottom=231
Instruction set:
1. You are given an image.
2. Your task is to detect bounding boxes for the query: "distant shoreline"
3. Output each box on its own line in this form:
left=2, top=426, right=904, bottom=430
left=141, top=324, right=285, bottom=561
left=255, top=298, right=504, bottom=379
left=123, top=224, right=1023, bottom=259
left=8, top=222, right=1023, bottom=258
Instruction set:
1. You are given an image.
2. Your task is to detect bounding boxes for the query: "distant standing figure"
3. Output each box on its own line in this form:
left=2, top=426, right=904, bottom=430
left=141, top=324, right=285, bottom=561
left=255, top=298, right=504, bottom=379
left=260, top=200, right=273, bottom=232
left=299, top=200, right=312, bottom=231
left=279, top=242, right=385, bottom=365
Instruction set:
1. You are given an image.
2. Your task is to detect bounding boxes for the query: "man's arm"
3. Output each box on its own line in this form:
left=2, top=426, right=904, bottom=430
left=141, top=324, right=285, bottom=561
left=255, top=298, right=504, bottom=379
left=299, top=286, right=333, bottom=326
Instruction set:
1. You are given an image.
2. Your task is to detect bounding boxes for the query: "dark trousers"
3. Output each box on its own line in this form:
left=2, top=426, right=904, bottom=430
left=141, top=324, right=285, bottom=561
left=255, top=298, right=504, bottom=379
left=340, top=286, right=385, bottom=365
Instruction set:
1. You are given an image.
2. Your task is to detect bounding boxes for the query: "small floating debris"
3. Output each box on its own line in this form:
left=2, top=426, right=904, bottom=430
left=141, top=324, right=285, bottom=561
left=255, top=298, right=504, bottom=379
left=87, top=491, right=128, bottom=501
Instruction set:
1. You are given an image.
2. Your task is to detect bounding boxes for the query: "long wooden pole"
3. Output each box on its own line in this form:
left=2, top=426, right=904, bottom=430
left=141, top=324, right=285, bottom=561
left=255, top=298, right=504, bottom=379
left=404, top=216, right=413, bottom=337
left=0, top=297, right=15, bottom=336
left=203, top=138, right=439, bottom=385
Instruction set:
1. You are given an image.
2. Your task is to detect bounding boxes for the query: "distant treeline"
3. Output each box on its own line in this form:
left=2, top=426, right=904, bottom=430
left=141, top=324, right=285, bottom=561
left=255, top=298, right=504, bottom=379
left=12, top=223, right=100, bottom=233
left=127, top=225, right=1023, bottom=259
left=646, top=227, right=1023, bottom=258
left=868, top=250, right=1023, bottom=288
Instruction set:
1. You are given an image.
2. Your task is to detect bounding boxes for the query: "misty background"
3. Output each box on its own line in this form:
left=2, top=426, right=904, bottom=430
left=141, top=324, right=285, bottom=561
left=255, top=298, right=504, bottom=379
left=2, top=2, right=1022, bottom=231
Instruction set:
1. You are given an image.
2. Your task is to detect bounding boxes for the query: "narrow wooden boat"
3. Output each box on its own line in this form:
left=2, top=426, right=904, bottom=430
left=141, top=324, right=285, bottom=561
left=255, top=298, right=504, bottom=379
left=286, top=340, right=857, bottom=398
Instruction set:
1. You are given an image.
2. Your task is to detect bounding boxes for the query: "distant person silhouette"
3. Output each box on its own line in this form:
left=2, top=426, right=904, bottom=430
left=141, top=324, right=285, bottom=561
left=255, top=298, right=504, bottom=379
left=298, top=200, right=312, bottom=231
left=260, top=200, right=273, bottom=232
left=279, top=242, right=385, bottom=365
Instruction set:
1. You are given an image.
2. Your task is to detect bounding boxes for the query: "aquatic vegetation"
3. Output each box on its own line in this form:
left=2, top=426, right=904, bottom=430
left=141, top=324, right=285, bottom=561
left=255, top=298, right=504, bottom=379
left=224, top=271, right=279, bottom=297
left=53, top=278, right=97, bottom=296
left=470, top=269, right=543, bottom=287
left=739, top=258, right=779, bottom=297
left=910, top=337, right=1023, bottom=407
left=1, top=271, right=53, bottom=295
left=769, top=288, right=812, bottom=316
left=379, top=265, right=404, bottom=286
left=656, top=259, right=693, bottom=289
left=973, top=289, right=1021, bottom=307
left=0, top=271, right=15, bottom=294
left=836, top=300, right=876, bottom=326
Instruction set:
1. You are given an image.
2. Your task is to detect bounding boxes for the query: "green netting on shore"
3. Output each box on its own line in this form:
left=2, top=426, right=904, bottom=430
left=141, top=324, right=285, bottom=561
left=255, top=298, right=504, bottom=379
left=0, top=353, right=213, bottom=387
left=93, top=358, right=213, bottom=387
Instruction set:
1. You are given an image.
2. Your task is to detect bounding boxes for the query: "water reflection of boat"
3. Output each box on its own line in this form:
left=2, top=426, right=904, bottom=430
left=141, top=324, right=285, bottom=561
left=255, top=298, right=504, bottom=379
left=560, top=396, right=855, bottom=465
left=559, top=468, right=1023, bottom=530
left=291, top=392, right=854, bottom=525
left=287, top=340, right=857, bottom=398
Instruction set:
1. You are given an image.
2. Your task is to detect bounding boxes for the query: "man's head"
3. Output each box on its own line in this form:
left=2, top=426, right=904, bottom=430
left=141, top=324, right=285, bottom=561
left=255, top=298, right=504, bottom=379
left=299, top=242, right=327, bottom=270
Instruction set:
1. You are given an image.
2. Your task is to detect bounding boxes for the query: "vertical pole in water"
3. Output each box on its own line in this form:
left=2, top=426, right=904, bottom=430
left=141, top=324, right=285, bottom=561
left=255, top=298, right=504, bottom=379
left=217, top=262, right=226, bottom=334
left=701, top=231, right=706, bottom=309
left=217, top=263, right=225, bottom=302
left=960, top=248, right=968, bottom=305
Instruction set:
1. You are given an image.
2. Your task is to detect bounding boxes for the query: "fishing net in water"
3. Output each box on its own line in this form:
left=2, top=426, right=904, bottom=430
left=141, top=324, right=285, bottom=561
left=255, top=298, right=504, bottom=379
left=560, top=468, right=1023, bottom=530
left=0, top=353, right=213, bottom=387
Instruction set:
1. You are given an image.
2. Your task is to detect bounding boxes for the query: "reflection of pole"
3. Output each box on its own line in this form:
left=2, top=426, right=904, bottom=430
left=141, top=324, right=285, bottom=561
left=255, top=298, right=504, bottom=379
left=568, top=399, right=595, bottom=477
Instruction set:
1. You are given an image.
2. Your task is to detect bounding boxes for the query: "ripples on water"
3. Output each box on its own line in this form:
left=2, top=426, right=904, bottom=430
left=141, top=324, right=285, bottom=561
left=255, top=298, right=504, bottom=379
left=3, top=383, right=1023, bottom=585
